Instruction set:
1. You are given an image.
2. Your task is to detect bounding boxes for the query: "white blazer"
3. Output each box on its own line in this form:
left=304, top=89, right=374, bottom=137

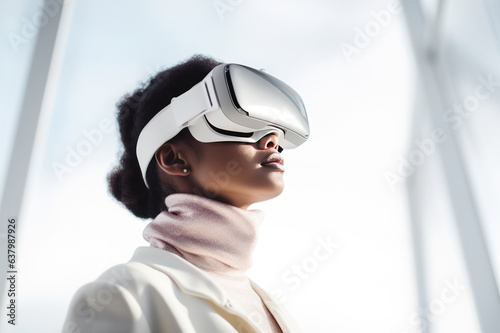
left=63, top=246, right=301, bottom=333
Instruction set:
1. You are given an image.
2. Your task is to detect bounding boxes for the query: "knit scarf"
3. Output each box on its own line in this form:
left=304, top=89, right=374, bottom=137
left=142, top=193, right=265, bottom=274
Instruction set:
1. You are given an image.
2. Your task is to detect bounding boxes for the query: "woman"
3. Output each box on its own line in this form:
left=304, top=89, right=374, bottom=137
left=63, top=55, right=309, bottom=333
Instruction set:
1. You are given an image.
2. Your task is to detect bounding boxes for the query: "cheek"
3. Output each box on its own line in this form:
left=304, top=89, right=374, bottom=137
left=210, top=145, right=256, bottom=171
left=194, top=145, right=251, bottom=181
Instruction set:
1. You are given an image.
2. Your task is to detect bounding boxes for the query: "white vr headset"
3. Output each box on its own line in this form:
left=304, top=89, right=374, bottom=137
left=136, top=63, right=310, bottom=188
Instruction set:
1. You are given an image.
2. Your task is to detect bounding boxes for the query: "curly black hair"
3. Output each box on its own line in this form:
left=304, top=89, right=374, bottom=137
left=107, top=54, right=222, bottom=219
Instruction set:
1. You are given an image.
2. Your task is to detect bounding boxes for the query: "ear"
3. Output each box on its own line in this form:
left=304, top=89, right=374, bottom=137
left=154, top=142, right=189, bottom=176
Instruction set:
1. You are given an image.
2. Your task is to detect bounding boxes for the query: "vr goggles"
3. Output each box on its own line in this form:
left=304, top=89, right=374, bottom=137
left=136, top=63, right=310, bottom=188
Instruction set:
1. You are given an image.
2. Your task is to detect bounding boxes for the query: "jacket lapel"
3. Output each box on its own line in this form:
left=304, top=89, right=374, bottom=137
left=249, top=280, right=301, bottom=333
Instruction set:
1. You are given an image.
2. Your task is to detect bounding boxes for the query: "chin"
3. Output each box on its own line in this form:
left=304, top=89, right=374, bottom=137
left=240, top=173, right=285, bottom=204
left=260, top=182, right=285, bottom=201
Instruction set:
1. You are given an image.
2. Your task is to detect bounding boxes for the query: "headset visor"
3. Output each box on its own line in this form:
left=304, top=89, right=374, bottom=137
left=222, top=64, right=309, bottom=146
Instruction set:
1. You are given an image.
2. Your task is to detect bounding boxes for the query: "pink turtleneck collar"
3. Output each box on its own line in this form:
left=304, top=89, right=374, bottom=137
left=143, top=193, right=265, bottom=274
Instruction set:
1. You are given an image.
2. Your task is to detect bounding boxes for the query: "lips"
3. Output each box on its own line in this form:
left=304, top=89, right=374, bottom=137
left=261, top=153, right=285, bottom=171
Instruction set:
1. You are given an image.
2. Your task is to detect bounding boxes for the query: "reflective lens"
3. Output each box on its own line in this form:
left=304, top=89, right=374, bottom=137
left=225, top=65, right=309, bottom=140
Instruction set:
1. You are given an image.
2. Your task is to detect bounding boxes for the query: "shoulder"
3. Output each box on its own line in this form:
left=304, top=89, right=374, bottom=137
left=80, top=246, right=193, bottom=297
left=62, top=268, right=147, bottom=333
left=97, top=260, right=172, bottom=293
left=63, top=247, right=239, bottom=333
left=62, top=250, right=182, bottom=333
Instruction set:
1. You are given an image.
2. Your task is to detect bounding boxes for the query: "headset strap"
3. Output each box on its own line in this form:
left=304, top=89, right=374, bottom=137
left=136, top=80, right=213, bottom=187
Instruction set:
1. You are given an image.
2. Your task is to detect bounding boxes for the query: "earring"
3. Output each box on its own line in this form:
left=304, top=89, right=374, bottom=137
left=182, top=168, right=188, bottom=173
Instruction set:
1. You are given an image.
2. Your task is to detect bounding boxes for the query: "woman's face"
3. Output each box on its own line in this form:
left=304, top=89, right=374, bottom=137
left=160, top=132, right=285, bottom=209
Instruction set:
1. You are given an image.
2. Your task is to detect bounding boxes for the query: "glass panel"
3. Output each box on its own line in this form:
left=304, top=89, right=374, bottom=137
left=441, top=0, right=500, bottom=290
left=403, top=85, right=481, bottom=333
left=0, top=0, right=42, bottom=202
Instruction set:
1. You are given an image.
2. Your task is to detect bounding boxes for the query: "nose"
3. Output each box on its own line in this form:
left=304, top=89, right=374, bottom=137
left=258, top=132, right=280, bottom=151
